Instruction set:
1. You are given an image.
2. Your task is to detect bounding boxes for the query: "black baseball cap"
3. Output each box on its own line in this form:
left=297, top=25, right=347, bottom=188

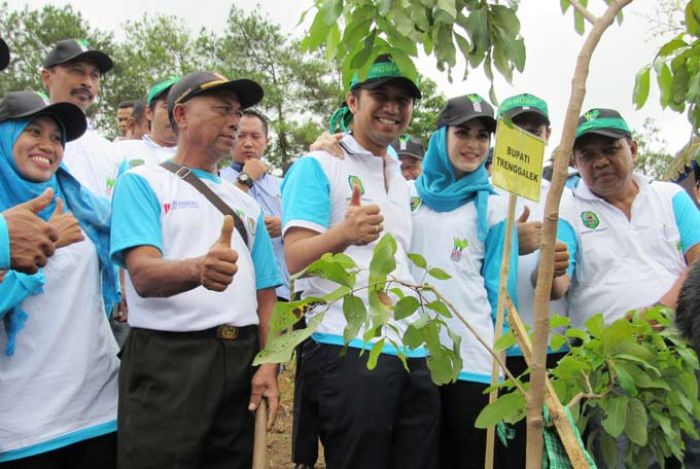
left=436, top=93, right=496, bottom=132
left=43, top=39, right=113, bottom=74
left=0, top=91, right=87, bottom=142
left=349, top=54, right=422, bottom=99
left=574, top=108, right=631, bottom=148
left=391, top=135, right=425, bottom=160
left=167, top=71, right=264, bottom=121
left=0, top=37, right=9, bottom=71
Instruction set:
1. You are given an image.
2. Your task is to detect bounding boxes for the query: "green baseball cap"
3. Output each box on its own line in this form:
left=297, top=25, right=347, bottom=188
left=575, top=108, right=631, bottom=146
left=147, top=76, right=180, bottom=106
left=349, top=54, right=421, bottom=99
left=498, top=93, right=550, bottom=125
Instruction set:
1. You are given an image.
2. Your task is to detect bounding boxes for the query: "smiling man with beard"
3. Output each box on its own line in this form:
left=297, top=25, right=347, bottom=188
left=281, top=55, right=440, bottom=469
left=41, top=39, right=122, bottom=199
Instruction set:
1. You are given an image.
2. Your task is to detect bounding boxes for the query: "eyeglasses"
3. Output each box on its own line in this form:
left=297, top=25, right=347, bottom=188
left=209, top=105, right=242, bottom=118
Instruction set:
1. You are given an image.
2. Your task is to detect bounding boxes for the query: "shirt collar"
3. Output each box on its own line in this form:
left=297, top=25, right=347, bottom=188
left=340, top=134, right=400, bottom=171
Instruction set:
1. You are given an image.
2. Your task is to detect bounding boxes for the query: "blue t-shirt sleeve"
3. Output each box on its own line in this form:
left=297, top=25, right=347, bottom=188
left=0, top=270, right=45, bottom=316
left=251, top=212, right=282, bottom=290
left=110, top=172, right=162, bottom=267
left=483, top=220, right=519, bottom=321
left=557, top=219, right=578, bottom=277
left=0, top=215, right=9, bottom=270
left=673, top=190, right=700, bottom=254
left=281, top=157, right=331, bottom=231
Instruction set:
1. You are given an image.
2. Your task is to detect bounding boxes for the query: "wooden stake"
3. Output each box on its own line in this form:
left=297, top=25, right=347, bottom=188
left=505, top=298, right=590, bottom=468
left=485, top=192, right=518, bottom=469
left=253, top=399, right=268, bottom=469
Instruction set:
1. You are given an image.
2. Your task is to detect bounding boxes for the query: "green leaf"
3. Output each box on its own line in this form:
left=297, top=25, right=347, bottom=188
left=302, top=10, right=332, bottom=52
left=657, top=37, right=688, bottom=58
left=574, top=10, right=585, bottom=35
left=657, top=62, right=673, bottom=107
left=321, top=285, right=352, bottom=304
left=549, top=333, right=567, bottom=353
left=601, top=396, right=628, bottom=437
left=599, top=431, right=618, bottom=468
left=389, top=287, right=405, bottom=299
left=349, top=30, right=378, bottom=69
left=633, top=65, right=651, bottom=109
left=428, top=267, right=451, bottom=280
left=565, top=327, right=590, bottom=344
left=494, top=331, right=517, bottom=352
left=379, top=0, right=393, bottom=16
left=584, top=314, right=605, bottom=338
left=624, top=398, right=649, bottom=446
left=601, top=319, right=635, bottom=353
left=475, top=391, right=525, bottom=428
left=321, top=0, right=344, bottom=27
left=253, top=313, right=325, bottom=365
left=369, top=233, right=398, bottom=284
left=367, top=338, right=385, bottom=370
left=343, top=294, right=368, bottom=344
left=687, top=2, right=700, bottom=37
left=426, top=300, right=452, bottom=318
left=434, top=0, right=457, bottom=23
left=403, top=324, right=424, bottom=349
left=407, top=252, right=427, bottom=269
left=672, top=64, right=690, bottom=105
left=550, top=314, right=570, bottom=329
left=612, top=362, right=638, bottom=396
left=491, top=5, right=520, bottom=36
left=427, top=348, right=460, bottom=384
left=560, top=0, right=570, bottom=14
left=395, top=296, right=421, bottom=320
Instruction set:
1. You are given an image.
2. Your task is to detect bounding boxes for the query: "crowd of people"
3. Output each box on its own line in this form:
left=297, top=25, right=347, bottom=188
left=0, top=34, right=699, bottom=469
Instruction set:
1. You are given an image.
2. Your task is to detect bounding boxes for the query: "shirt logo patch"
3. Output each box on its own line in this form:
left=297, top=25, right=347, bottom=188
left=163, top=199, right=200, bottom=214
left=581, top=211, right=600, bottom=229
left=129, top=158, right=145, bottom=168
left=235, top=208, right=246, bottom=219
left=106, top=177, right=116, bottom=189
left=410, top=196, right=422, bottom=212
left=451, top=237, right=469, bottom=262
left=348, top=175, right=365, bottom=195
left=247, top=217, right=256, bottom=234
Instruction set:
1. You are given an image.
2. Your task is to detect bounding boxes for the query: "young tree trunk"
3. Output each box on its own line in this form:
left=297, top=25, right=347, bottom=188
left=526, top=1, right=633, bottom=468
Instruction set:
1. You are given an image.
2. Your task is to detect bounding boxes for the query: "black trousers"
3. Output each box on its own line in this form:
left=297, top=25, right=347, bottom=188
left=440, top=380, right=493, bottom=469
left=292, top=337, right=320, bottom=466
left=299, top=341, right=440, bottom=469
left=117, top=326, right=258, bottom=469
left=497, top=352, right=567, bottom=469
left=0, top=433, right=116, bottom=469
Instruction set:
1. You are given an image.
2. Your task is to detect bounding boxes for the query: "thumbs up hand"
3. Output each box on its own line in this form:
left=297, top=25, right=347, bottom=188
left=48, top=197, right=84, bottom=249
left=342, top=184, right=383, bottom=246
left=516, top=205, right=543, bottom=255
left=201, top=215, right=239, bottom=291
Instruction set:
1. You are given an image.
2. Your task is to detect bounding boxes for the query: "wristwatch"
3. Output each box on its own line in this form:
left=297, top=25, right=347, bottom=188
left=237, top=172, right=254, bottom=189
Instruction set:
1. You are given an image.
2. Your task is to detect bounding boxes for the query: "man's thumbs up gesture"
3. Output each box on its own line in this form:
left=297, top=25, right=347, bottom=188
left=201, top=215, right=239, bottom=291
left=342, top=184, right=383, bottom=246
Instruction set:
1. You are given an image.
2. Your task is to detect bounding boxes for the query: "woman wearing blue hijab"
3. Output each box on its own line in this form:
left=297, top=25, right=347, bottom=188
left=0, top=91, right=119, bottom=468
left=410, top=94, right=518, bottom=469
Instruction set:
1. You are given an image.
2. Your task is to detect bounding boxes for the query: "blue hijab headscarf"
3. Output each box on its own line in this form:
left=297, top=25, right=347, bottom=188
left=415, top=126, right=496, bottom=241
left=0, top=117, right=120, bottom=355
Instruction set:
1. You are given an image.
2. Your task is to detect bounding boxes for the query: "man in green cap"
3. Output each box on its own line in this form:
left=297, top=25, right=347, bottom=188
left=496, top=93, right=571, bottom=466
left=548, top=108, right=700, bottom=324
left=115, top=76, right=180, bottom=174
left=281, top=54, right=439, bottom=468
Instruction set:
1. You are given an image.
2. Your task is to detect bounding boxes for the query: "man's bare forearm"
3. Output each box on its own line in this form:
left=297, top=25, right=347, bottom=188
left=125, top=246, right=204, bottom=298
left=284, top=225, right=352, bottom=274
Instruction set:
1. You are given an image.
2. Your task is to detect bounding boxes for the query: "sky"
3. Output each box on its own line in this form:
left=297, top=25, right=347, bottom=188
left=17, top=0, right=691, bottom=154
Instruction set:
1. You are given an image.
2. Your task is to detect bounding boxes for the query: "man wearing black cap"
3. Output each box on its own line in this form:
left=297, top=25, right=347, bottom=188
left=546, top=109, right=700, bottom=326
left=110, top=71, right=282, bottom=469
left=41, top=39, right=122, bottom=198
left=281, top=55, right=440, bottom=468
left=391, top=134, right=424, bottom=180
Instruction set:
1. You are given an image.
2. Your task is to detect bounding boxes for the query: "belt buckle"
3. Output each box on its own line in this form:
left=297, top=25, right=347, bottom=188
left=217, top=325, right=239, bottom=340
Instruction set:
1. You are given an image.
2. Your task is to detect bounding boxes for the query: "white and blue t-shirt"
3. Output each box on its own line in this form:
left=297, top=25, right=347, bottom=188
left=409, top=185, right=517, bottom=383
left=282, top=135, right=423, bottom=357
left=497, top=180, right=570, bottom=357
left=0, top=230, right=119, bottom=462
left=110, top=164, right=282, bottom=332
left=558, top=174, right=700, bottom=327
left=63, top=127, right=122, bottom=199
left=114, top=135, right=177, bottom=176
